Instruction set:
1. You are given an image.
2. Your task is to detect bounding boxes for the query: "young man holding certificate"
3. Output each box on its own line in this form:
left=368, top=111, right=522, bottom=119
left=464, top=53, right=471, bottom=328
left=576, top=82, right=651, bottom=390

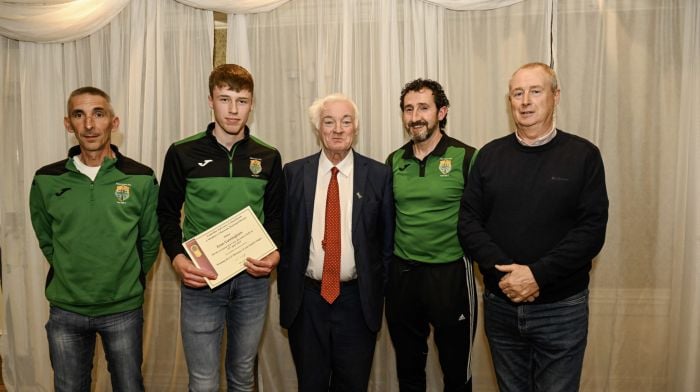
left=157, top=64, right=283, bottom=391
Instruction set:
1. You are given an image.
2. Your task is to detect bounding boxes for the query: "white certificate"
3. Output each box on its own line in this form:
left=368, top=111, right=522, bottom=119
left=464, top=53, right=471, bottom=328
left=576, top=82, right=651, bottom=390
left=182, top=205, right=277, bottom=289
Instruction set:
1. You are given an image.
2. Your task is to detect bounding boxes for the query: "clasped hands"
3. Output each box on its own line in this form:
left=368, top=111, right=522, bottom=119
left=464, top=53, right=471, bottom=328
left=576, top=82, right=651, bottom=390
left=496, top=264, right=540, bottom=303
left=173, top=250, right=280, bottom=288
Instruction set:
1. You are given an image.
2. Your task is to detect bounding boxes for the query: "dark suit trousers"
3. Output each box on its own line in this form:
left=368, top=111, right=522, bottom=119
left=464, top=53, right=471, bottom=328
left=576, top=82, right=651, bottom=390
left=288, top=279, right=377, bottom=392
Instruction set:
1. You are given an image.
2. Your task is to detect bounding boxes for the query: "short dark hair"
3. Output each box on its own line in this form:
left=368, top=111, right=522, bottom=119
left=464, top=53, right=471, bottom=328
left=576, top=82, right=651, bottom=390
left=400, top=78, right=450, bottom=130
left=209, top=64, right=254, bottom=96
left=66, top=86, right=113, bottom=115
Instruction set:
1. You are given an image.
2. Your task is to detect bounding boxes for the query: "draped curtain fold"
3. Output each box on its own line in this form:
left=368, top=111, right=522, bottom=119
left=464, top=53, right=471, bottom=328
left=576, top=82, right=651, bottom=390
left=0, top=0, right=131, bottom=43
left=424, top=0, right=523, bottom=10
left=668, top=0, right=700, bottom=390
left=0, top=0, right=523, bottom=42
left=175, top=0, right=291, bottom=13
left=0, top=0, right=698, bottom=391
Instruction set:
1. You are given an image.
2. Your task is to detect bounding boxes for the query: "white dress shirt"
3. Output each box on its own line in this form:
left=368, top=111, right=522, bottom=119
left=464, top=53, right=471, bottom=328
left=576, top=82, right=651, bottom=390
left=306, top=150, right=357, bottom=281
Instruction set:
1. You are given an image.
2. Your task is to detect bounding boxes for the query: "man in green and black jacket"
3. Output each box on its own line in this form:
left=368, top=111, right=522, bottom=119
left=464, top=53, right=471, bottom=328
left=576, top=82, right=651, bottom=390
left=29, top=87, right=160, bottom=392
left=157, top=64, right=283, bottom=391
left=385, top=79, right=478, bottom=392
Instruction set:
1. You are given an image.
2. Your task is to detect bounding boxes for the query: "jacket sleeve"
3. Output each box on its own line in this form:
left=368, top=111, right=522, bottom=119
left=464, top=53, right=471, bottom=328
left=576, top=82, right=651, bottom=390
left=263, top=150, right=284, bottom=248
left=139, top=174, right=161, bottom=273
left=157, top=144, right=188, bottom=260
left=379, top=164, right=395, bottom=283
left=29, top=176, right=54, bottom=264
left=278, top=163, right=294, bottom=296
left=458, top=153, right=513, bottom=271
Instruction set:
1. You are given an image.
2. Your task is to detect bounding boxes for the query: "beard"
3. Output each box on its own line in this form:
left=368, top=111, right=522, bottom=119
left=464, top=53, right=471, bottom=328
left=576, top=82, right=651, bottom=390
left=407, top=120, right=438, bottom=143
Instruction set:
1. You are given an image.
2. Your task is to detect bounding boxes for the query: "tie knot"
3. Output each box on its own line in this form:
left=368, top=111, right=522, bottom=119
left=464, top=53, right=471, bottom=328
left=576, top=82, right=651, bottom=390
left=331, top=166, right=339, bottom=176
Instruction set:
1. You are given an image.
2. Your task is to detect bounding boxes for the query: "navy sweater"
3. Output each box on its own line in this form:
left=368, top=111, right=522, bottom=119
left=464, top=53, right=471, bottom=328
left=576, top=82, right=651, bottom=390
left=458, top=130, right=608, bottom=303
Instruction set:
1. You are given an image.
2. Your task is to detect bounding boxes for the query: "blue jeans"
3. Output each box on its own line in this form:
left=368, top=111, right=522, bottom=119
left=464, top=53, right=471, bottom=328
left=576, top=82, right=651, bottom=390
left=45, top=306, right=144, bottom=392
left=483, top=289, right=589, bottom=392
left=181, top=273, right=269, bottom=392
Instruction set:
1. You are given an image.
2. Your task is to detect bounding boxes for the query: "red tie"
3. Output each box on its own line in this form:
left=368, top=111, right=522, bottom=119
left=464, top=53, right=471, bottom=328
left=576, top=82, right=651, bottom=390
left=321, top=166, right=341, bottom=304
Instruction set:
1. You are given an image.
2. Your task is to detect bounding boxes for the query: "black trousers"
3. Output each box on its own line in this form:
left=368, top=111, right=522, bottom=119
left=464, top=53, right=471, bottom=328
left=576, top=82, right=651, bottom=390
left=288, top=279, right=377, bottom=392
left=385, top=256, right=478, bottom=392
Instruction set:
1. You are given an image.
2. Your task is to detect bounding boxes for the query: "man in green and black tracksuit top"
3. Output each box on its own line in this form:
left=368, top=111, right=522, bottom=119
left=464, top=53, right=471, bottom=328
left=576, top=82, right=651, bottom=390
left=385, top=79, right=478, bottom=392
left=29, top=87, right=160, bottom=392
left=156, top=64, right=283, bottom=391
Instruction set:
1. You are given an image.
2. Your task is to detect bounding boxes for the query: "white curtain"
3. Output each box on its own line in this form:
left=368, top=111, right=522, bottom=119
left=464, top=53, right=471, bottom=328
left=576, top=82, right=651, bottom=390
left=0, top=0, right=213, bottom=390
left=555, top=0, right=687, bottom=389
left=231, top=0, right=700, bottom=391
left=669, top=0, right=700, bottom=389
left=1, top=0, right=699, bottom=391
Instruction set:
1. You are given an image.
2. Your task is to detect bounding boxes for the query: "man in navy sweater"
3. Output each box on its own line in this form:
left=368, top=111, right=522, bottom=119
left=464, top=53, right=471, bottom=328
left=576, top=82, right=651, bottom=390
left=458, top=62, right=608, bottom=392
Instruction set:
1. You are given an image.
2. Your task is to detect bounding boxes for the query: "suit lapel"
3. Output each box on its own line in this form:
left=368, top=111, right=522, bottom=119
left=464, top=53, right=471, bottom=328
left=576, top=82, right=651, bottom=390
left=352, top=153, right=368, bottom=237
left=303, top=153, right=320, bottom=231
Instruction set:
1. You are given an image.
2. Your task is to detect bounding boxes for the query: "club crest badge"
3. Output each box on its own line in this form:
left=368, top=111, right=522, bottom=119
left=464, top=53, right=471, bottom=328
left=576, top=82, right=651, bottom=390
left=114, top=183, right=131, bottom=204
left=439, top=158, right=452, bottom=176
left=249, top=158, right=262, bottom=176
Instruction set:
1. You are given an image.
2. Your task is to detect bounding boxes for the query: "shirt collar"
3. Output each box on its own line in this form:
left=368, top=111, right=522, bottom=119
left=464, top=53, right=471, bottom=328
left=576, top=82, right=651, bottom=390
left=515, top=124, right=557, bottom=147
left=319, top=149, right=354, bottom=177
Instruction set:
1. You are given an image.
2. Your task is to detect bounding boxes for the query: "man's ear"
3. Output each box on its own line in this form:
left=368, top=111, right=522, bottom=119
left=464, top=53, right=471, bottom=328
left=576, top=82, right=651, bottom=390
left=64, top=117, right=74, bottom=134
left=111, top=116, right=120, bottom=132
left=438, top=106, right=448, bottom=121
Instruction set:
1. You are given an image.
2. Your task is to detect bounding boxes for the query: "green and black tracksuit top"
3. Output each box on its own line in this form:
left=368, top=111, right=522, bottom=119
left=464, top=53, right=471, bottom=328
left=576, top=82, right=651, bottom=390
left=29, top=145, right=161, bottom=317
left=387, top=132, right=476, bottom=263
left=157, top=123, right=283, bottom=261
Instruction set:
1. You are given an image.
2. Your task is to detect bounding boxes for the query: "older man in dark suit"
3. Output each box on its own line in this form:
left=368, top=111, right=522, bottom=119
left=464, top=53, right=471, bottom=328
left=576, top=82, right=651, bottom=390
left=278, top=93, right=394, bottom=391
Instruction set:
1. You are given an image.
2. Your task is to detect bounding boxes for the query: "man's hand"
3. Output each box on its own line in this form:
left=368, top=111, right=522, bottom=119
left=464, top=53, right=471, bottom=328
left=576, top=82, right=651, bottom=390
left=172, top=253, right=217, bottom=288
left=496, top=264, right=540, bottom=303
left=245, top=250, right=280, bottom=277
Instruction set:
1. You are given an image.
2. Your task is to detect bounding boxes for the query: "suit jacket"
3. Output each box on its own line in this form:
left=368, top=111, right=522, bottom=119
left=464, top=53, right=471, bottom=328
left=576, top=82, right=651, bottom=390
left=278, top=150, right=394, bottom=332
